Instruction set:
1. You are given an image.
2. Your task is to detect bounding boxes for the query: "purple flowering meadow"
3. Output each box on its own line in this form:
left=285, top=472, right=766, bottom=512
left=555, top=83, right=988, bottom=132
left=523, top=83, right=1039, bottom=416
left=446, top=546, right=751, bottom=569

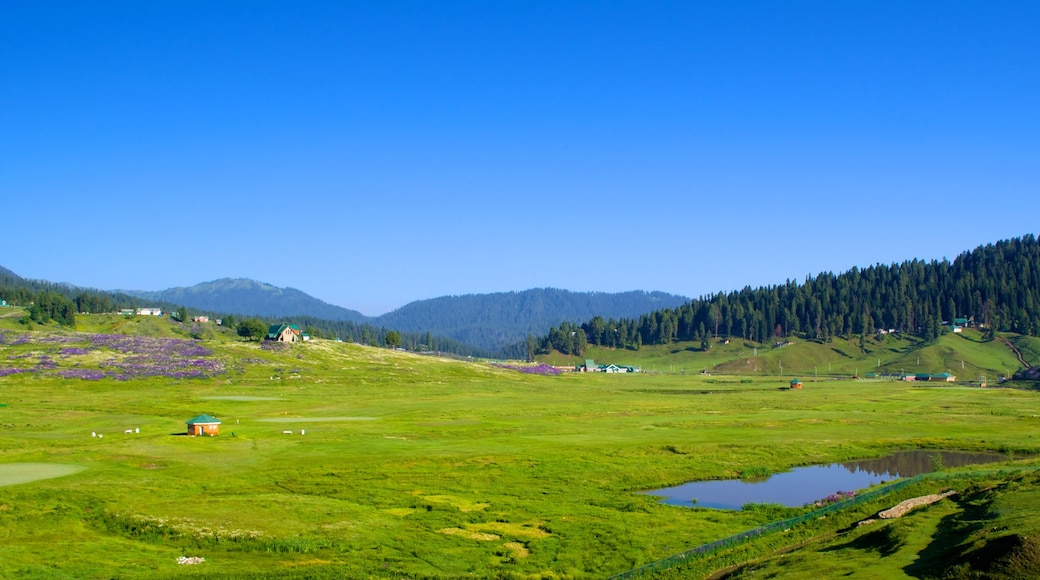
left=59, top=347, right=91, bottom=356
left=0, top=332, right=225, bottom=381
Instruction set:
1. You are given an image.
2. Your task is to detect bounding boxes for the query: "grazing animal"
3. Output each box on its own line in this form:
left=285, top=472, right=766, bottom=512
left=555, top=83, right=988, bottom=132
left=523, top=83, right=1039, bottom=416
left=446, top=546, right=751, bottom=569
left=125, top=429, right=133, bottom=434
left=283, top=430, right=293, bottom=435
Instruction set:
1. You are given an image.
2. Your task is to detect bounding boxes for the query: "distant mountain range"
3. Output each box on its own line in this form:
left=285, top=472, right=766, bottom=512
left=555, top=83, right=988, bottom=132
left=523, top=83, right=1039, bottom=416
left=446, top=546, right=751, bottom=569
left=120, top=279, right=690, bottom=352
left=378, top=289, right=689, bottom=352
left=119, top=278, right=368, bottom=323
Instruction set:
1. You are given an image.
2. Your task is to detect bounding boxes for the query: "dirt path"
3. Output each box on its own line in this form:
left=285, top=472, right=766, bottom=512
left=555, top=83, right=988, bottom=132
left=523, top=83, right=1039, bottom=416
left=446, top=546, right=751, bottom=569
left=998, top=337, right=1031, bottom=369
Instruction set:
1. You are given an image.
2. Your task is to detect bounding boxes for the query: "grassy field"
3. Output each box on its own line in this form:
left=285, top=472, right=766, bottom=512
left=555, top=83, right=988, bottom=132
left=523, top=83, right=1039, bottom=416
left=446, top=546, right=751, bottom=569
left=2, top=318, right=1040, bottom=578
left=552, top=329, right=1026, bottom=383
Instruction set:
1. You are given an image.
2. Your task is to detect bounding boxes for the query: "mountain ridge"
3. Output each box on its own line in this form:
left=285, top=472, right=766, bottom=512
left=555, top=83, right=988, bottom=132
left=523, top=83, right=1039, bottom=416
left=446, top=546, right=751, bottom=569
left=119, top=279, right=690, bottom=353
left=118, top=278, right=369, bottom=323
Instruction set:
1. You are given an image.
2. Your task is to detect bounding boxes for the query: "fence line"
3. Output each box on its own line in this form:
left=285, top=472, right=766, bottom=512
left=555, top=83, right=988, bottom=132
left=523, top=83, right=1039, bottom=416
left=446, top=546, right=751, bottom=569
left=607, top=466, right=1038, bottom=580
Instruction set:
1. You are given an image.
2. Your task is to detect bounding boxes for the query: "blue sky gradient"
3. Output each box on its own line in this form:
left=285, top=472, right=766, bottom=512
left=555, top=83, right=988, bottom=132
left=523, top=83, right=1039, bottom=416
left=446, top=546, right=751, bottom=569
left=3, top=2, right=1038, bottom=315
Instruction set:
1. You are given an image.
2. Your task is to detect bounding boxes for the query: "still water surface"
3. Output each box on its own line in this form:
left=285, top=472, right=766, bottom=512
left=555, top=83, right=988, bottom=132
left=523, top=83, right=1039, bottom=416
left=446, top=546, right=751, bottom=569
left=644, top=450, right=1007, bottom=510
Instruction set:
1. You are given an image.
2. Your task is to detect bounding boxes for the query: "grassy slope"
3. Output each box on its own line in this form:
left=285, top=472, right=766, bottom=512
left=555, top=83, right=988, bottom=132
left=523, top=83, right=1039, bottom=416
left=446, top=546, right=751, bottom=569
left=2, top=317, right=1040, bottom=578
left=544, top=329, right=1029, bottom=383
left=716, top=470, right=1040, bottom=579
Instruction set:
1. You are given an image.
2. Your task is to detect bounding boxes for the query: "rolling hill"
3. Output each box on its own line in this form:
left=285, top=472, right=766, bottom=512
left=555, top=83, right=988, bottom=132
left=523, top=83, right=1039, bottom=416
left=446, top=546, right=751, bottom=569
left=119, top=278, right=369, bottom=323
left=119, top=280, right=690, bottom=354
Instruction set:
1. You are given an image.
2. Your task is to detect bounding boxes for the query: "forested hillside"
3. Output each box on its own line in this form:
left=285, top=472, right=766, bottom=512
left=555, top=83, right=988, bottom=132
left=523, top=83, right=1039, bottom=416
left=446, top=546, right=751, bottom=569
left=0, top=267, right=136, bottom=327
left=544, top=235, right=1040, bottom=354
left=378, top=288, right=689, bottom=353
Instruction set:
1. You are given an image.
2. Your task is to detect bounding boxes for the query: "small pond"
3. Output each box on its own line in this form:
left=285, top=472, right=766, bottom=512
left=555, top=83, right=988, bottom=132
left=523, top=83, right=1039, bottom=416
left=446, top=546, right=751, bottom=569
left=643, top=450, right=1009, bottom=510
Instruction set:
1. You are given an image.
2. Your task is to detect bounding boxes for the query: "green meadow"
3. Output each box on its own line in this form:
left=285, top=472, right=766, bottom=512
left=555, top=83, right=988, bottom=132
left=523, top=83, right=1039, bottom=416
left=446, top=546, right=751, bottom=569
left=2, top=315, right=1040, bottom=578
left=551, top=329, right=1022, bottom=383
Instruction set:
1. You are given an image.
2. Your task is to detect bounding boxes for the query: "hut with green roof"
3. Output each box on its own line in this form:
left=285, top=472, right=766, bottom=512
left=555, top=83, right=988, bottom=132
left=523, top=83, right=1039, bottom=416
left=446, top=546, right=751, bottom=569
left=790, top=378, right=803, bottom=389
left=186, top=414, right=221, bottom=436
left=267, top=323, right=302, bottom=342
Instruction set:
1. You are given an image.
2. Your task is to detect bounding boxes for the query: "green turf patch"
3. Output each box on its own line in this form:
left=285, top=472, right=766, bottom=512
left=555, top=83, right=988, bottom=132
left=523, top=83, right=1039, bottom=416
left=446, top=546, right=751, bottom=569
left=200, top=396, right=285, bottom=401
left=255, top=416, right=377, bottom=422
left=0, top=463, right=85, bottom=487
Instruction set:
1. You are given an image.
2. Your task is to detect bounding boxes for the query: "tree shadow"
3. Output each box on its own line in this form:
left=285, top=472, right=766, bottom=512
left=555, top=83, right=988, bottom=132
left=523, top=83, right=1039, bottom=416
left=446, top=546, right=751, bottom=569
left=902, top=495, right=992, bottom=578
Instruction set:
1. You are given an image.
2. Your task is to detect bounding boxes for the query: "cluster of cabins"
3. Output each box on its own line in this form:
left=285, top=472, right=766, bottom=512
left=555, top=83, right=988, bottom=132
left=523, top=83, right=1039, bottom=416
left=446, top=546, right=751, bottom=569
left=577, top=359, right=640, bottom=373
left=118, top=308, right=217, bottom=324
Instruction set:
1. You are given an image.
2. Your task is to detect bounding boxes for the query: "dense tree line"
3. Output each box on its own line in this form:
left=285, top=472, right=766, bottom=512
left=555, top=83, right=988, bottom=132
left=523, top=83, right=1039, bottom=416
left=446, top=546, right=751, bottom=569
left=540, top=235, right=1040, bottom=355
left=0, top=287, right=77, bottom=326
left=284, top=315, right=482, bottom=356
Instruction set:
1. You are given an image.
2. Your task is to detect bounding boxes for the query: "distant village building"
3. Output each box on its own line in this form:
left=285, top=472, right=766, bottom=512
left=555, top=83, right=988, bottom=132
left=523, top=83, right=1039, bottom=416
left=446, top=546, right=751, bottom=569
left=790, top=378, right=803, bottom=389
left=904, top=373, right=956, bottom=383
left=193, top=316, right=209, bottom=323
left=136, top=308, right=163, bottom=316
left=186, top=414, right=221, bottom=436
left=266, top=323, right=302, bottom=342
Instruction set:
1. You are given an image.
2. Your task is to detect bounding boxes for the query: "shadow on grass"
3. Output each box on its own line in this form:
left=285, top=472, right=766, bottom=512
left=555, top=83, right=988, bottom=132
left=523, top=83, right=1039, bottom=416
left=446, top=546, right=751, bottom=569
left=902, top=494, right=997, bottom=578
left=821, top=523, right=906, bottom=558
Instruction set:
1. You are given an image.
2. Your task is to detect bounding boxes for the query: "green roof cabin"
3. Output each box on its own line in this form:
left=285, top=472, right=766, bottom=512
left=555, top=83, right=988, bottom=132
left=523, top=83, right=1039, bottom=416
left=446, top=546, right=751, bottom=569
left=790, top=378, right=803, bottom=389
left=186, top=414, right=221, bottom=436
left=267, top=323, right=302, bottom=342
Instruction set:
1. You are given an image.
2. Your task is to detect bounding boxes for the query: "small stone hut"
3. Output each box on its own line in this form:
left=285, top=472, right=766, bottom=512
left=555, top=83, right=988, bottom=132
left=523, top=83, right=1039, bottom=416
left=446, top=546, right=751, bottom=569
left=186, top=413, right=221, bottom=436
left=790, top=378, right=803, bottom=389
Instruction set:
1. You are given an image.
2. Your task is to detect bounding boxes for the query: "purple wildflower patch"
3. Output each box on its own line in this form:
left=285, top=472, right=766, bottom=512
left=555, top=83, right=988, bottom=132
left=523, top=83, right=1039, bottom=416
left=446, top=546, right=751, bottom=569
left=493, top=363, right=561, bottom=376
left=57, top=369, right=106, bottom=380
left=59, top=347, right=91, bottom=356
left=811, top=490, right=856, bottom=507
left=261, top=341, right=290, bottom=352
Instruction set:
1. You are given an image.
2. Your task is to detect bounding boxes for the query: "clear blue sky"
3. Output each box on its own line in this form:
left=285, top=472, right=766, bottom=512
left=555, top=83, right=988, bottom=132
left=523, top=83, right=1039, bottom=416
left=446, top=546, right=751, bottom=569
left=3, top=2, right=1038, bottom=315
